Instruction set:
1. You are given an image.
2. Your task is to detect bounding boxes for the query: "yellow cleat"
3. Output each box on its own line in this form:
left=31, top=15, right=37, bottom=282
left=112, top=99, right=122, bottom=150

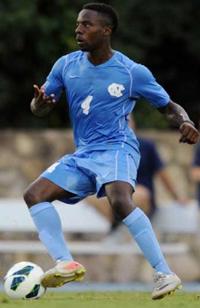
left=41, top=260, right=86, bottom=288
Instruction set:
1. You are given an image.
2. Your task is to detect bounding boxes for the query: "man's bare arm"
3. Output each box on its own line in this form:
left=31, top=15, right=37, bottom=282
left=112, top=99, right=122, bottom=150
left=158, top=100, right=199, bottom=144
left=158, top=100, right=194, bottom=127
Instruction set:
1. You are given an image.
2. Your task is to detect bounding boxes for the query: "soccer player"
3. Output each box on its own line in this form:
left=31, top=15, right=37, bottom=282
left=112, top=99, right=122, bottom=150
left=24, top=3, right=199, bottom=300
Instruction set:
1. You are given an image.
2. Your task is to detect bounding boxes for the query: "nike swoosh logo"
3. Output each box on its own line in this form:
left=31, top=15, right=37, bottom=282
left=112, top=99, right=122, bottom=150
left=156, top=283, right=170, bottom=290
left=69, top=75, right=80, bottom=79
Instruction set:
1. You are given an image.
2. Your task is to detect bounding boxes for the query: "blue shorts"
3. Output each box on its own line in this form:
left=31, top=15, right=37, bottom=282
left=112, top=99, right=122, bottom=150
left=40, top=147, right=140, bottom=204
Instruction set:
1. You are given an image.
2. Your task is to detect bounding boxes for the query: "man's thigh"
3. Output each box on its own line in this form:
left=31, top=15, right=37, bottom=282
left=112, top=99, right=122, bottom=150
left=39, top=155, right=96, bottom=204
left=26, top=177, right=75, bottom=203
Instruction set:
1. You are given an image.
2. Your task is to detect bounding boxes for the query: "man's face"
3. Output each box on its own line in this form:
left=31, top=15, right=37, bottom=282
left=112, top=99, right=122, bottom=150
left=75, top=9, right=111, bottom=52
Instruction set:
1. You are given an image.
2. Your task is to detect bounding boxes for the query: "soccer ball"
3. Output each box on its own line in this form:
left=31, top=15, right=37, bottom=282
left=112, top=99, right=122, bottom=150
left=4, top=261, right=46, bottom=300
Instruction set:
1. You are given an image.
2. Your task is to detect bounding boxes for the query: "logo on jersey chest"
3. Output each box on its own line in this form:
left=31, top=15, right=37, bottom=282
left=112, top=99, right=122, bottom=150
left=108, top=83, right=125, bottom=97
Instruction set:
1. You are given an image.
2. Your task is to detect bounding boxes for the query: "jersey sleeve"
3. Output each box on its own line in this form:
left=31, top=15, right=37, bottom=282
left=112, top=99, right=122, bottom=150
left=131, top=64, right=170, bottom=108
left=43, top=56, right=66, bottom=101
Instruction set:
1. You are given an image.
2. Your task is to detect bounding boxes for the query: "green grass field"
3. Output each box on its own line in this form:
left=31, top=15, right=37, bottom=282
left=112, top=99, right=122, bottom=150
left=1, top=292, right=200, bottom=308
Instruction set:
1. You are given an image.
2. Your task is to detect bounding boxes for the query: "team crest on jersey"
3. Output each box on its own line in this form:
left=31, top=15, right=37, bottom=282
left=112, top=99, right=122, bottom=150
left=108, top=83, right=125, bottom=97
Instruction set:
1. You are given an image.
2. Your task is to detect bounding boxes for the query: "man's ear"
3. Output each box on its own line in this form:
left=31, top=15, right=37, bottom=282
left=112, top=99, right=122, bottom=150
left=103, top=26, right=112, bottom=36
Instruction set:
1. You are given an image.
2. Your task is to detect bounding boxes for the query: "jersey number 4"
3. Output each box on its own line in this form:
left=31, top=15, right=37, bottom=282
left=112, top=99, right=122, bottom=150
left=81, top=95, right=93, bottom=115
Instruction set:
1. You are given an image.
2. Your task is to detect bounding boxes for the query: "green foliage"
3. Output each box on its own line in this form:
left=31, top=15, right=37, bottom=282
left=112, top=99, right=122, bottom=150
left=134, top=100, right=168, bottom=129
left=0, top=0, right=200, bottom=128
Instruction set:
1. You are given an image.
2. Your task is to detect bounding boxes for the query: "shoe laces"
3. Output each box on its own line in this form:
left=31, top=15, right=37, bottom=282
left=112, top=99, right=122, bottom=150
left=153, top=272, right=168, bottom=285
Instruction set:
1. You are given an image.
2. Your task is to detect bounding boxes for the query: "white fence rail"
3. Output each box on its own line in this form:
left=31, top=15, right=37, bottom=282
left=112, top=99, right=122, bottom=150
left=0, top=199, right=198, bottom=257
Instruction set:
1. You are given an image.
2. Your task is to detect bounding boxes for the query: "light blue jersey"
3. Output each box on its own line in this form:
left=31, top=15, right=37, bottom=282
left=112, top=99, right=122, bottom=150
left=41, top=50, right=170, bottom=202
left=44, top=51, right=170, bottom=152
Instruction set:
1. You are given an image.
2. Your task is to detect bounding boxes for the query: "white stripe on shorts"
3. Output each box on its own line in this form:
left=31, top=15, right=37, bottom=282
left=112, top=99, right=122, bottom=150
left=126, top=154, right=130, bottom=180
left=115, top=150, right=119, bottom=180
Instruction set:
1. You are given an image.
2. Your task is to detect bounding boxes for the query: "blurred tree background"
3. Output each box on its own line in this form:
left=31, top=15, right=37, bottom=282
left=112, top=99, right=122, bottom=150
left=0, top=0, right=200, bottom=129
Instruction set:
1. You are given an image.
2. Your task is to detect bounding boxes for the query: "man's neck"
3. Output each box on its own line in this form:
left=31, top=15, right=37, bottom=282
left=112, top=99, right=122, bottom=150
left=87, top=46, right=114, bottom=65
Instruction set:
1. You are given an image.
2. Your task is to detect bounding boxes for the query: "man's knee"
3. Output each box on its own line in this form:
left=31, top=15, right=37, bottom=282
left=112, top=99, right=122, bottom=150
left=24, top=177, right=58, bottom=208
left=23, top=185, right=41, bottom=208
left=105, top=182, right=135, bottom=219
left=109, top=194, right=125, bottom=208
left=109, top=194, right=135, bottom=219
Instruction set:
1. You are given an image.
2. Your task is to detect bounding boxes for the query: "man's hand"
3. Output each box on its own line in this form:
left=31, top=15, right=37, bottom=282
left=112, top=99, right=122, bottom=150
left=31, top=84, right=56, bottom=117
left=158, top=101, right=199, bottom=145
left=179, top=122, right=199, bottom=144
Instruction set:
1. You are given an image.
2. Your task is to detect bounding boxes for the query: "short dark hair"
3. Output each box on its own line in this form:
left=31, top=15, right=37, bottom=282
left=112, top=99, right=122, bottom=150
left=82, top=3, right=119, bottom=33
